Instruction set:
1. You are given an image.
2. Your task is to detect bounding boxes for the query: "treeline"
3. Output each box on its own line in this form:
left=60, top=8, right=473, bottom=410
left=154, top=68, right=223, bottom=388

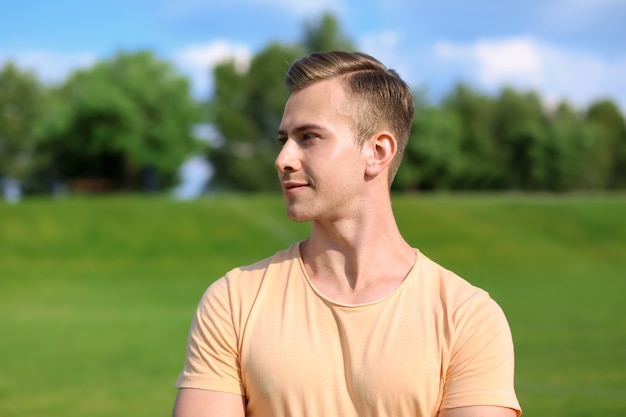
left=0, top=51, right=199, bottom=195
left=396, top=86, right=626, bottom=191
left=1, top=13, right=625, bottom=197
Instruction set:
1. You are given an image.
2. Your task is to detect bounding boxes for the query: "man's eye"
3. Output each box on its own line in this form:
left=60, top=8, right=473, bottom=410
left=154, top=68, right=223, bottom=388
left=302, top=133, right=316, bottom=141
left=277, top=137, right=287, bottom=146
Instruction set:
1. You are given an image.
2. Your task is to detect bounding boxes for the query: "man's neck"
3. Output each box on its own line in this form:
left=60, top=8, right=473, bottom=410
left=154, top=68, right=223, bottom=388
left=300, top=203, right=416, bottom=304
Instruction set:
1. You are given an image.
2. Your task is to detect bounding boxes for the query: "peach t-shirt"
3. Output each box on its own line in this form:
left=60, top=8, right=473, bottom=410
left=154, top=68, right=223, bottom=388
left=176, top=243, right=521, bottom=416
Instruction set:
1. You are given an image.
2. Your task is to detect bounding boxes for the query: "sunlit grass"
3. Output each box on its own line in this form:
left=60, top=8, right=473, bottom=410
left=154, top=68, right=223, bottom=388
left=1, top=193, right=624, bottom=416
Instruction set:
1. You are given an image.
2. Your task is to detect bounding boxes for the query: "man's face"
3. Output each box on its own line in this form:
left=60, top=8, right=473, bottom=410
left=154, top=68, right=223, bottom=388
left=276, top=78, right=369, bottom=222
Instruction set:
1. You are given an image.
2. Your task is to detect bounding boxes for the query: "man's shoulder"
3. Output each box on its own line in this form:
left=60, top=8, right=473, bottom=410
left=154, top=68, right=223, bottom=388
left=414, top=251, right=509, bottom=335
left=210, top=242, right=301, bottom=292
left=199, top=242, right=302, bottom=316
left=230, top=242, right=299, bottom=276
left=415, top=251, right=491, bottom=305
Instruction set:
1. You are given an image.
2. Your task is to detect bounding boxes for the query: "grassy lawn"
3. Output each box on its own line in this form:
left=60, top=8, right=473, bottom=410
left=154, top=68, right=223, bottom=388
left=0, top=193, right=624, bottom=416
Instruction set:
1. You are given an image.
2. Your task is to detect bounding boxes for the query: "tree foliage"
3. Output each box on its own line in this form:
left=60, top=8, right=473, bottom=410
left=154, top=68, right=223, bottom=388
left=585, top=100, right=626, bottom=188
left=544, top=102, right=591, bottom=191
left=441, top=84, right=502, bottom=189
left=0, top=63, right=48, bottom=185
left=302, top=12, right=356, bottom=53
left=493, top=88, right=549, bottom=190
left=395, top=106, right=464, bottom=190
left=39, top=50, right=199, bottom=190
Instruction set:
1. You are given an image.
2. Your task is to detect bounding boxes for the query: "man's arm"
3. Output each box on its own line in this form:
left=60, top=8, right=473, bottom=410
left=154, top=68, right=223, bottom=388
left=172, top=388, right=245, bottom=417
left=438, top=406, right=518, bottom=417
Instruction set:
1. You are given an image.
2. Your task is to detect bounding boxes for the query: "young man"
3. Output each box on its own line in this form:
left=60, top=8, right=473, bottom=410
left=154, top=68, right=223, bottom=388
left=173, top=51, right=521, bottom=417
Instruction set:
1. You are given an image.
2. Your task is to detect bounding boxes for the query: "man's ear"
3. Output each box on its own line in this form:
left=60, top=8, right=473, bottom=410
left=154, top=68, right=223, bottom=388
left=365, top=132, right=397, bottom=178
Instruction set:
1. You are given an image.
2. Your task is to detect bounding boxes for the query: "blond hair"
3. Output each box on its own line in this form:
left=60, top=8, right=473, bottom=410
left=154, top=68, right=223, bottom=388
left=285, top=51, right=415, bottom=184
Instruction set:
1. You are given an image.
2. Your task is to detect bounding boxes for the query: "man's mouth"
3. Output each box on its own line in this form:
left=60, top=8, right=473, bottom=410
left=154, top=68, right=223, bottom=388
left=282, top=181, right=309, bottom=191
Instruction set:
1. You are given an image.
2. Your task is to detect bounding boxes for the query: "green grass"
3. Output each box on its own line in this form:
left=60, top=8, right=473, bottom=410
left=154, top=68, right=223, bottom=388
left=1, top=193, right=625, bottom=416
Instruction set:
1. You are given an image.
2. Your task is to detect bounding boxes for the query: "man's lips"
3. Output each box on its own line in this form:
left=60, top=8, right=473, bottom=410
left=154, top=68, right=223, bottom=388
left=281, top=181, right=309, bottom=191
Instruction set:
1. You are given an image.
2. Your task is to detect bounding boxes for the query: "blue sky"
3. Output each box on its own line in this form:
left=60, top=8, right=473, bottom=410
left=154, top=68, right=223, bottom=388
left=1, top=0, right=625, bottom=111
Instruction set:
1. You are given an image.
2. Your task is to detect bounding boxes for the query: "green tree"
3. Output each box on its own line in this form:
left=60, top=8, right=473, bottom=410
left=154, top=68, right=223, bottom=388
left=545, top=102, right=592, bottom=191
left=492, top=87, right=550, bottom=190
left=395, top=106, right=464, bottom=190
left=302, top=12, right=356, bottom=53
left=40, top=50, right=199, bottom=190
left=584, top=99, right=626, bottom=189
left=443, top=84, right=502, bottom=189
left=0, top=62, right=48, bottom=191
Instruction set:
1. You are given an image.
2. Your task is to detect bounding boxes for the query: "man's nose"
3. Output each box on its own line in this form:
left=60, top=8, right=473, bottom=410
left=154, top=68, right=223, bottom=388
left=275, top=139, right=300, bottom=173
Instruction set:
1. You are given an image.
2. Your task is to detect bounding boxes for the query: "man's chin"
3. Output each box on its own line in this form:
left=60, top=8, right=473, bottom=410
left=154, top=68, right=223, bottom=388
left=285, top=208, right=312, bottom=223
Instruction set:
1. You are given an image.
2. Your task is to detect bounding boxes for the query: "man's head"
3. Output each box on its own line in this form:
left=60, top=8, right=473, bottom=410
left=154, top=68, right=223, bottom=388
left=284, top=51, right=415, bottom=185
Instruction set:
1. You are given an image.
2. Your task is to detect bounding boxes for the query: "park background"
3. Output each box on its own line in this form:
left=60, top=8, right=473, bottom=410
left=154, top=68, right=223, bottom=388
left=1, top=1, right=625, bottom=416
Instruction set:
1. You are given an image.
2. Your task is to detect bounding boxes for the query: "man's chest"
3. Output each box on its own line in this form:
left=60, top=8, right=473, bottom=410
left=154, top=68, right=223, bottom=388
left=239, top=294, right=447, bottom=416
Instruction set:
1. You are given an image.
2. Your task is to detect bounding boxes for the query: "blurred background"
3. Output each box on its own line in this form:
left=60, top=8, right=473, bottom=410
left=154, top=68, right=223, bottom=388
left=1, top=1, right=625, bottom=417
left=1, top=0, right=625, bottom=198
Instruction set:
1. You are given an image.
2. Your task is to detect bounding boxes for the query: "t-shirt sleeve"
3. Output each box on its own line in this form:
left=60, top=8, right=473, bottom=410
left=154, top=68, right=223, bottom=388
left=440, top=294, right=522, bottom=415
left=175, top=277, right=244, bottom=395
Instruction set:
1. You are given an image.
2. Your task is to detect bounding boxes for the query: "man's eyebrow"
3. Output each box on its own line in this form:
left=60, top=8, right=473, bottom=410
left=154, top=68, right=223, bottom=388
left=277, top=123, right=326, bottom=137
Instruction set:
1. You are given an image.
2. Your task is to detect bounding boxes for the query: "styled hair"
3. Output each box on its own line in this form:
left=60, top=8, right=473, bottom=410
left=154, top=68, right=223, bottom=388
left=285, top=51, right=415, bottom=184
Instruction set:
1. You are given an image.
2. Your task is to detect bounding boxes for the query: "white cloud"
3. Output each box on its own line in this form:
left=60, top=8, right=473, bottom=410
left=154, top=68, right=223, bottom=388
left=173, top=40, right=253, bottom=99
left=358, top=31, right=417, bottom=84
left=435, top=36, right=626, bottom=110
left=0, top=50, right=96, bottom=84
left=0, top=40, right=254, bottom=101
left=359, top=30, right=400, bottom=57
